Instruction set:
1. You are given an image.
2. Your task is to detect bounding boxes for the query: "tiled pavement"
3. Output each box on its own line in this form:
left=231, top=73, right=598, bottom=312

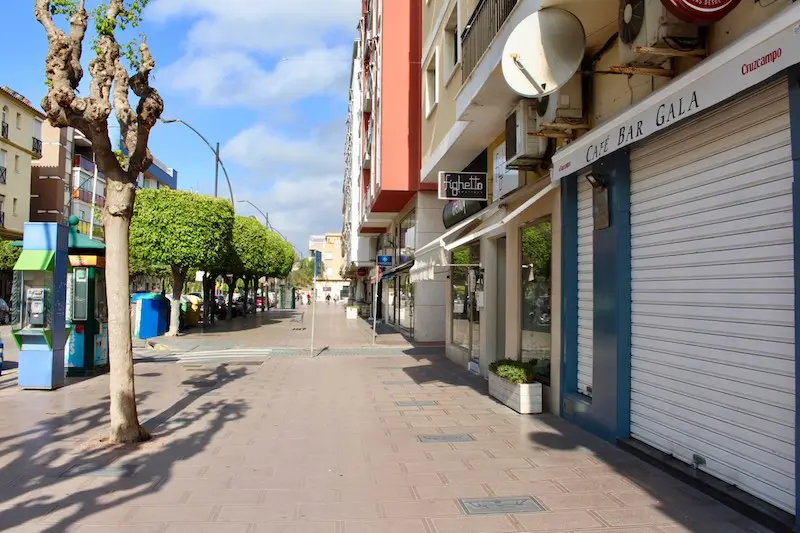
left=0, top=351, right=772, bottom=532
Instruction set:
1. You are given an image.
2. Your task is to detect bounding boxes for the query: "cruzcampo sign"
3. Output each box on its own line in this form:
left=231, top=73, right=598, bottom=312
left=438, top=172, right=488, bottom=201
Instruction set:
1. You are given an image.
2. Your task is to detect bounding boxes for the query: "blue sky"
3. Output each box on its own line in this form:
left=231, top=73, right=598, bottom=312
left=4, top=0, right=360, bottom=252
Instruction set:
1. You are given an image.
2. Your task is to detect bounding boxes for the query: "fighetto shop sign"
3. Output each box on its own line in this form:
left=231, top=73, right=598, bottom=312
left=438, top=172, right=489, bottom=201
left=551, top=16, right=800, bottom=182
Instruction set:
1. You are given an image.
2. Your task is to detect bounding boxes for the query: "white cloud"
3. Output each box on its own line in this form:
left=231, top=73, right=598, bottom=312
left=226, top=122, right=345, bottom=252
left=157, top=46, right=352, bottom=107
left=222, top=123, right=343, bottom=174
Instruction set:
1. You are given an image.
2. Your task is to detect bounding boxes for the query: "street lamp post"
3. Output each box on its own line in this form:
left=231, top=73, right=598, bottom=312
left=159, top=118, right=235, bottom=204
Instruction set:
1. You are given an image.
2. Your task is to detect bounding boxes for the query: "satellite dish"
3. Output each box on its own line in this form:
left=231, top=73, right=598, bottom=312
left=502, top=8, right=586, bottom=98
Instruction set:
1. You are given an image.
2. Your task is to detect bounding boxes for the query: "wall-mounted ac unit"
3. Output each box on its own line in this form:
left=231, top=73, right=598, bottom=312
left=537, top=74, right=583, bottom=125
left=505, top=99, right=548, bottom=170
left=618, top=0, right=701, bottom=67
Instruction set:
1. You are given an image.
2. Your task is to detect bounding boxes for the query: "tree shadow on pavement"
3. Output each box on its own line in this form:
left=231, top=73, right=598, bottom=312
left=0, top=363, right=251, bottom=532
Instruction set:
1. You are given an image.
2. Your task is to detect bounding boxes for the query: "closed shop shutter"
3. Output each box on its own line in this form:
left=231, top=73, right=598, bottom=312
left=577, top=176, right=594, bottom=396
left=629, top=78, right=795, bottom=513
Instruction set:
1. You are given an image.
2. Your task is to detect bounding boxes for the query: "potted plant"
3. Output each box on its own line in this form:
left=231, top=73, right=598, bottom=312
left=488, top=359, right=542, bottom=414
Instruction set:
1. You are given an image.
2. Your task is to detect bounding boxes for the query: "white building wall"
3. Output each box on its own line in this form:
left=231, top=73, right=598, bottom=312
left=414, top=191, right=448, bottom=342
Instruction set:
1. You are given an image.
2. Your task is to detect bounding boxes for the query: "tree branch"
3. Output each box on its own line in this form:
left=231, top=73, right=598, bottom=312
left=126, top=37, right=163, bottom=176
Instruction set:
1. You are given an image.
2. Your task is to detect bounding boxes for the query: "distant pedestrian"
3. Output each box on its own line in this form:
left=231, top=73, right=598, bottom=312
left=326, top=294, right=331, bottom=304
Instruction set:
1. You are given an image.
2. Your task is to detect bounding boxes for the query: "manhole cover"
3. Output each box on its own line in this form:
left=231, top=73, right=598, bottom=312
left=61, top=463, right=140, bottom=478
left=459, top=496, right=544, bottom=515
left=417, top=434, right=475, bottom=443
left=182, top=380, right=217, bottom=387
left=395, top=401, right=438, bottom=407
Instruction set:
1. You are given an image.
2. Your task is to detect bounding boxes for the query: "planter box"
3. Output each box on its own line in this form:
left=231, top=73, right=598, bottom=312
left=488, top=372, right=542, bottom=415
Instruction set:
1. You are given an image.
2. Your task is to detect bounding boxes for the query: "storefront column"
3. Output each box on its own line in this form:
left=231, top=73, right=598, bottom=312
left=480, top=237, right=499, bottom=376
left=414, top=193, right=449, bottom=342
left=550, top=186, right=562, bottom=415
left=788, top=63, right=800, bottom=531
left=504, top=219, right=522, bottom=362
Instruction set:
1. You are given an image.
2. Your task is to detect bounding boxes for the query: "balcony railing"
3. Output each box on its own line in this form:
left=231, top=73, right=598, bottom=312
left=32, top=137, right=42, bottom=155
left=0, top=211, right=5, bottom=228
left=1, top=122, right=7, bottom=139
left=0, top=166, right=5, bottom=185
left=461, top=0, right=519, bottom=82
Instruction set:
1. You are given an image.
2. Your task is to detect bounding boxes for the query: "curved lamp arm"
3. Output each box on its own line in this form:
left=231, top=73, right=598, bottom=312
left=159, top=117, right=235, bottom=204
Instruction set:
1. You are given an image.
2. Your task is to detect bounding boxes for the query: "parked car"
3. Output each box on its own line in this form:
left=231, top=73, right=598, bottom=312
left=0, top=298, right=11, bottom=324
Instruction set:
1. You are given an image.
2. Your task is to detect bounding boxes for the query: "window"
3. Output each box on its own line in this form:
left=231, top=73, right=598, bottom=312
left=0, top=150, right=6, bottom=167
left=451, top=244, right=480, bottom=356
left=444, top=8, right=459, bottom=81
left=1, top=106, right=7, bottom=123
left=12, top=198, right=17, bottom=216
left=424, top=51, right=438, bottom=117
left=520, top=217, right=552, bottom=385
left=398, top=211, right=416, bottom=261
left=14, top=155, right=19, bottom=173
left=325, top=252, right=333, bottom=260
left=79, top=209, right=87, bottom=221
left=15, top=113, right=21, bottom=130
left=325, top=267, right=333, bottom=277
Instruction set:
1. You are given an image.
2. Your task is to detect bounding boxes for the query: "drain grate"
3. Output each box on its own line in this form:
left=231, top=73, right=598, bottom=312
left=376, top=366, right=405, bottom=370
left=395, top=400, right=438, bottom=407
left=417, top=434, right=475, bottom=443
left=222, top=361, right=263, bottom=366
left=459, top=496, right=544, bottom=515
left=62, top=463, right=140, bottom=478
left=382, top=380, right=415, bottom=385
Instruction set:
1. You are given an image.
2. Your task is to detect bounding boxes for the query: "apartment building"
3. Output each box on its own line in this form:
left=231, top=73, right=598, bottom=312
left=32, top=125, right=179, bottom=241
left=309, top=233, right=349, bottom=301
left=407, top=0, right=799, bottom=526
left=342, top=0, right=453, bottom=341
left=0, top=87, right=44, bottom=239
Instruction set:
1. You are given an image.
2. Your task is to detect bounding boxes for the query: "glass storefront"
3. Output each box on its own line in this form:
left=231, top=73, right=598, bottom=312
left=397, top=274, right=413, bottom=331
left=451, top=243, right=480, bottom=357
left=520, top=217, right=552, bottom=385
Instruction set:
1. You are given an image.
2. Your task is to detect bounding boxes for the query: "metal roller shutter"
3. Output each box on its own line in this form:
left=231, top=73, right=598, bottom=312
left=577, top=176, right=594, bottom=397
left=629, top=78, right=795, bottom=513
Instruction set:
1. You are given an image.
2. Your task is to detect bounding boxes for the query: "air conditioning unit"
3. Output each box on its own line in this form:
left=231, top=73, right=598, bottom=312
left=505, top=99, right=549, bottom=169
left=618, top=0, right=701, bottom=67
left=537, top=74, right=583, bottom=125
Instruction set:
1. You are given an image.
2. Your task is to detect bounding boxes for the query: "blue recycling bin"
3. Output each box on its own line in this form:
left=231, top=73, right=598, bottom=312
left=131, top=293, right=168, bottom=339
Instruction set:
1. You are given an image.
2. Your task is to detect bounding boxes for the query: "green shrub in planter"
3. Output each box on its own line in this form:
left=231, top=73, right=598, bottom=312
left=488, top=359, right=538, bottom=384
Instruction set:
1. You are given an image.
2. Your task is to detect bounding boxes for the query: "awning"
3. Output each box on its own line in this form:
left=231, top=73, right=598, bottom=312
left=14, top=250, right=55, bottom=271
left=382, top=259, right=414, bottom=279
left=550, top=4, right=800, bottom=182
left=445, top=183, right=556, bottom=251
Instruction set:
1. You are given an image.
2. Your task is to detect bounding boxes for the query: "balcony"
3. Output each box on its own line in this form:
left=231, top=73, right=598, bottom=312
left=0, top=166, right=5, bottom=185
left=1, top=122, right=7, bottom=139
left=32, top=137, right=42, bottom=156
left=72, top=188, right=105, bottom=207
left=0, top=211, right=5, bottom=228
left=461, top=0, right=519, bottom=82
left=73, top=154, right=96, bottom=173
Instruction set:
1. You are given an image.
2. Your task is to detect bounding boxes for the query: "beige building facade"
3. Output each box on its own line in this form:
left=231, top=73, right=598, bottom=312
left=412, top=0, right=799, bottom=525
left=0, top=87, right=44, bottom=239
left=309, top=233, right=349, bottom=301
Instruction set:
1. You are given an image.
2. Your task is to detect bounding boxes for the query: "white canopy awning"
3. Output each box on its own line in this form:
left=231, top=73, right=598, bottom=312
left=411, top=183, right=556, bottom=281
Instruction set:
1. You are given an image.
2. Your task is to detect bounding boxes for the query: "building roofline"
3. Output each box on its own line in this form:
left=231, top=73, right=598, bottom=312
left=0, top=87, right=46, bottom=119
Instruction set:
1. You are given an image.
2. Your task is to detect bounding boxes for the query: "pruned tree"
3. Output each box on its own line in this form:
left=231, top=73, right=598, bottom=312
left=130, top=189, right=234, bottom=336
left=289, top=258, right=314, bottom=289
left=0, top=241, right=22, bottom=271
left=232, top=216, right=271, bottom=314
left=35, top=0, right=162, bottom=442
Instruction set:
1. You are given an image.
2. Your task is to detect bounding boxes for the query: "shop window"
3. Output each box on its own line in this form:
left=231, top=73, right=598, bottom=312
left=398, top=211, right=416, bottom=262
left=520, top=217, right=552, bottom=385
left=451, top=244, right=480, bottom=356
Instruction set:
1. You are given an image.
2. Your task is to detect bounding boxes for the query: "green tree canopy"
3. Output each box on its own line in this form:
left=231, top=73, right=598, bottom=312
left=130, top=189, right=234, bottom=272
left=232, top=216, right=271, bottom=277
left=0, top=241, right=22, bottom=271
left=521, top=221, right=552, bottom=279
left=289, top=257, right=314, bottom=288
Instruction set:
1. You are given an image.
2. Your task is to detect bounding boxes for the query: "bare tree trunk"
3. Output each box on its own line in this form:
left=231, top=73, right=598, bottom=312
left=104, top=183, right=149, bottom=443
left=167, top=265, right=185, bottom=336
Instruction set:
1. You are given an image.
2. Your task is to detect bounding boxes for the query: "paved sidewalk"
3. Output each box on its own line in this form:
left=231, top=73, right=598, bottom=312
left=0, top=350, right=770, bottom=532
left=147, top=304, right=412, bottom=354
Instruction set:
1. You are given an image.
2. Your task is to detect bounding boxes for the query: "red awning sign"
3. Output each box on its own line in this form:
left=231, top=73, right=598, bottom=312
left=660, top=0, right=742, bottom=25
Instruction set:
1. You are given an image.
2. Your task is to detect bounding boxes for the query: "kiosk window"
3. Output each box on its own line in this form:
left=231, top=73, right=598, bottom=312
left=72, top=268, right=89, bottom=321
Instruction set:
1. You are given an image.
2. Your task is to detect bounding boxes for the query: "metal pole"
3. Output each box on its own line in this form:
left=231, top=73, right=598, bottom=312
left=310, top=275, right=317, bottom=356
left=214, top=142, right=220, bottom=198
left=372, top=267, right=379, bottom=345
